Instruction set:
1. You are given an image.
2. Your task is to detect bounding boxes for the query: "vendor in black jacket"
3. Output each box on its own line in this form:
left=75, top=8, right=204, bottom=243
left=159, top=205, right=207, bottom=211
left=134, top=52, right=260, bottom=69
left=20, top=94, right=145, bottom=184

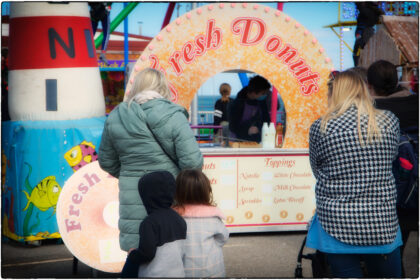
left=228, top=75, right=271, bottom=143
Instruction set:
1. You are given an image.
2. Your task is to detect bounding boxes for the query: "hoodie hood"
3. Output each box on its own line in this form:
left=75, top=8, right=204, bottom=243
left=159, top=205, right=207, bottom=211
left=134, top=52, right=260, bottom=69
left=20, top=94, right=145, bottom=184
left=138, top=171, right=176, bottom=214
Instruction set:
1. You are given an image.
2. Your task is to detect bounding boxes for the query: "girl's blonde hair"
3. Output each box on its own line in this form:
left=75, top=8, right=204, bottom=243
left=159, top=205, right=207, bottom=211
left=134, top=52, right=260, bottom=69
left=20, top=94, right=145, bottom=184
left=321, top=70, right=382, bottom=145
left=174, top=169, right=215, bottom=210
left=125, top=68, right=171, bottom=105
left=219, top=83, right=231, bottom=96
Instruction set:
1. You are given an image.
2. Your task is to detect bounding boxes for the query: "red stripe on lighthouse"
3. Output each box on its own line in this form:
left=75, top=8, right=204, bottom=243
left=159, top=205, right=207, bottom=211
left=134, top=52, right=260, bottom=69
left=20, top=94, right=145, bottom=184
left=9, top=16, right=98, bottom=70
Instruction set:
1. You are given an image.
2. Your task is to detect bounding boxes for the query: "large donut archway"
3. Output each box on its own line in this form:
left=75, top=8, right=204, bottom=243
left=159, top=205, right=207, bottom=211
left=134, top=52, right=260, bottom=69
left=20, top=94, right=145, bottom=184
left=126, top=3, right=332, bottom=148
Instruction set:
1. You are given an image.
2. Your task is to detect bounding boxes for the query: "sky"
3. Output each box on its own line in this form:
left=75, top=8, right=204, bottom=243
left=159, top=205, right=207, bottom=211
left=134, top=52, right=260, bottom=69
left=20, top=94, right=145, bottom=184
left=109, top=2, right=357, bottom=97
left=1, top=1, right=358, bottom=98
left=110, top=2, right=358, bottom=72
left=1, top=1, right=358, bottom=71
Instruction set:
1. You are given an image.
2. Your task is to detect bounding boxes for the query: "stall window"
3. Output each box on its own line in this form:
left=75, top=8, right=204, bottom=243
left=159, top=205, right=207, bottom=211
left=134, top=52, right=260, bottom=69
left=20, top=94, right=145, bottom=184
left=194, top=71, right=286, bottom=147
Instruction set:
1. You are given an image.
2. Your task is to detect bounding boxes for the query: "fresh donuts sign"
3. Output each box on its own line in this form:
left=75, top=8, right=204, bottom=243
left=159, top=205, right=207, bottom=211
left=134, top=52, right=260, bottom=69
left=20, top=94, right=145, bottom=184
left=167, top=19, right=222, bottom=76
left=165, top=17, right=320, bottom=96
left=127, top=3, right=332, bottom=148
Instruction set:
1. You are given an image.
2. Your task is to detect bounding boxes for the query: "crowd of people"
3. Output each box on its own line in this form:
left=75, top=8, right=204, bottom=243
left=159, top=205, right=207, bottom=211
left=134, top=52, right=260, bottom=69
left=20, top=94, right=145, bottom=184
left=99, top=68, right=229, bottom=277
left=97, top=56, right=418, bottom=277
left=0, top=2, right=416, bottom=278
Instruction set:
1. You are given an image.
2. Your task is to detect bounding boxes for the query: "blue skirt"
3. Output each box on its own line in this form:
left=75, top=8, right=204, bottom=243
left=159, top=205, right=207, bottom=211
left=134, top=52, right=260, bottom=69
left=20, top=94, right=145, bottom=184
left=306, top=214, right=402, bottom=254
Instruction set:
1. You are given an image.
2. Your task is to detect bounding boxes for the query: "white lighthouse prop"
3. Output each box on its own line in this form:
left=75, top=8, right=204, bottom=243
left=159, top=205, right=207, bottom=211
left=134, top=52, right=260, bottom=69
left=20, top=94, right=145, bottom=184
left=2, top=2, right=106, bottom=245
left=8, top=2, right=105, bottom=121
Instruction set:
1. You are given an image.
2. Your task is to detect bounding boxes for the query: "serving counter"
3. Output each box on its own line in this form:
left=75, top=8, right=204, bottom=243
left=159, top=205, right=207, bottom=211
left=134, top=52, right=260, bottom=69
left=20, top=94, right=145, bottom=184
left=201, top=147, right=316, bottom=233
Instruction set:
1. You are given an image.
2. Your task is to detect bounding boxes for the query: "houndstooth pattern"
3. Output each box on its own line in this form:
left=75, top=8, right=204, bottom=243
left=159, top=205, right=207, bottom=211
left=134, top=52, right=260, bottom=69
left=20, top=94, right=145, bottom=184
left=309, top=105, right=400, bottom=246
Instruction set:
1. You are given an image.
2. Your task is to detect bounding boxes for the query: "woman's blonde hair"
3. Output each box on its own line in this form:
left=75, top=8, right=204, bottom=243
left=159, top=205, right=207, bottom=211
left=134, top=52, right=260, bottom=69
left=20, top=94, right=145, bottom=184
left=321, top=70, right=382, bottom=145
left=125, top=67, right=171, bottom=104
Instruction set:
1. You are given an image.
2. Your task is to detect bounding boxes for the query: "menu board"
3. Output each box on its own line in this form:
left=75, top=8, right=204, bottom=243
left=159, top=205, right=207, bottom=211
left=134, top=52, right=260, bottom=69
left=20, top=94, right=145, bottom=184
left=202, top=152, right=316, bottom=232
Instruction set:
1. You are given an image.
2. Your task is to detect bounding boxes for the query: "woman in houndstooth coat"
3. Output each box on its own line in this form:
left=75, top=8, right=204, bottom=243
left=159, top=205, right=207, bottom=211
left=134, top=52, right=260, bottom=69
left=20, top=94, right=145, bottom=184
left=306, top=70, right=403, bottom=277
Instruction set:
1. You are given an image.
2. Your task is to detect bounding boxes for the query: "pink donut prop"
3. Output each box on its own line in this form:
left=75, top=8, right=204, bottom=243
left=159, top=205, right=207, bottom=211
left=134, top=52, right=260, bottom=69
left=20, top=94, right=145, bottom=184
left=56, top=162, right=124, bottom=272
left=126, top=4, right=332, bottom=148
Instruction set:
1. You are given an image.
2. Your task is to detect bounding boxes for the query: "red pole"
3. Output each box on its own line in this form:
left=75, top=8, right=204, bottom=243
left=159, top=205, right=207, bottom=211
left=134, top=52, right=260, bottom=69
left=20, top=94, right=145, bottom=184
left=270, top=3, right=283, bottom=124
left=161, top=2, right=176, bottom=30
left=270, top=88, right=278, bottom=125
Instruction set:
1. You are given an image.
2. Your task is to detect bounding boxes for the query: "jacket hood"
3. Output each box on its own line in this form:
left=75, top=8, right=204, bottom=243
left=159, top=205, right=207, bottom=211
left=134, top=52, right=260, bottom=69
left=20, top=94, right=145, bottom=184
left=173, top=205, right=226, bottom=220
left=138, top=171, right=176, bottom=214
left=115, top=99, right=188, bottom=136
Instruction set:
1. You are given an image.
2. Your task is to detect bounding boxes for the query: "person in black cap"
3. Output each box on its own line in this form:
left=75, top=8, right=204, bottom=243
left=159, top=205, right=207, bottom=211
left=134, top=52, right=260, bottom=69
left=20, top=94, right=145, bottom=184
left=121, top=171, right=186, bottom=278
left=353, top=2, right=384, bottom=66
left=89, top=2, right=112, bottom=65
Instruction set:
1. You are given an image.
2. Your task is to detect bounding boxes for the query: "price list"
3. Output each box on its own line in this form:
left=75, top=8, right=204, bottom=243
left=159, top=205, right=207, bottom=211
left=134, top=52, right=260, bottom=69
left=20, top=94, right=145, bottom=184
left=202, top=154, right=316, bottom=231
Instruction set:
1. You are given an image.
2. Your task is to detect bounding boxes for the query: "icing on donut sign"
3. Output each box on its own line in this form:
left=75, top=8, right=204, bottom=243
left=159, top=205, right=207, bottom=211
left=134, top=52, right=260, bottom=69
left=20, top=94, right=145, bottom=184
left=127, top=3, right=332, bottom=148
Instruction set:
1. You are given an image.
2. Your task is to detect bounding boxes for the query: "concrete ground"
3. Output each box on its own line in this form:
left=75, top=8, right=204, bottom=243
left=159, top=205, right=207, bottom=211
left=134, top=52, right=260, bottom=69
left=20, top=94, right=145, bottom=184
left=1, top=231, right=418, bottom=278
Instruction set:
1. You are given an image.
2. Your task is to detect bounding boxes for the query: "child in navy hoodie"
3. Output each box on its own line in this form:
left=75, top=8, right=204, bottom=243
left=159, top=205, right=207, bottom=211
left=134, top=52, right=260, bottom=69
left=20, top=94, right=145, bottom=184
left=121, top=171, right=186, bottom=278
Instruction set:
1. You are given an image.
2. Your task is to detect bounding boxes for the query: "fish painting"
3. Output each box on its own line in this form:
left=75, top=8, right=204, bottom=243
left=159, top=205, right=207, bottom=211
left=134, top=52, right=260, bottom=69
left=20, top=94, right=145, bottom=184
left=64, top=141, right=98, bottom=172
left=22, top=163, right=62, bottom=238
left=23, top=175, right=62, bottom=213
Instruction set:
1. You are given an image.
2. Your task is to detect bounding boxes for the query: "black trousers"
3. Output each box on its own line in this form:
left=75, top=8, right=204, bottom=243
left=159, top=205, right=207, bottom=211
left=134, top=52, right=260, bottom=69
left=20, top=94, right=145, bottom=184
left=121, top=257, right=139, bottom=278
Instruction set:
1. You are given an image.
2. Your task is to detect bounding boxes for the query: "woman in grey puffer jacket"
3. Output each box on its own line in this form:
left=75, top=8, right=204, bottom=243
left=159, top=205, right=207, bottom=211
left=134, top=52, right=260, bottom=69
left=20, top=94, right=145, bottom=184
left=98, top=68, right=203, bottom=252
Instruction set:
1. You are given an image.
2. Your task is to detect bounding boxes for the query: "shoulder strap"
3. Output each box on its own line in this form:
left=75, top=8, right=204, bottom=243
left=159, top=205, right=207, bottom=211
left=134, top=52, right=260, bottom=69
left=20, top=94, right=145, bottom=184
left=144, top=120, right=179, bottom=168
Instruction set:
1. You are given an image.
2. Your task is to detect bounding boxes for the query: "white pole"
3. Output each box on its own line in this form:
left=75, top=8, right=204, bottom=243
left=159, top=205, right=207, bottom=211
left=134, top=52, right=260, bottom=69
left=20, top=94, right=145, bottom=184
left=190, top=2, right=198, bottom=130
left=340, top=26, right=344, bottom=71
